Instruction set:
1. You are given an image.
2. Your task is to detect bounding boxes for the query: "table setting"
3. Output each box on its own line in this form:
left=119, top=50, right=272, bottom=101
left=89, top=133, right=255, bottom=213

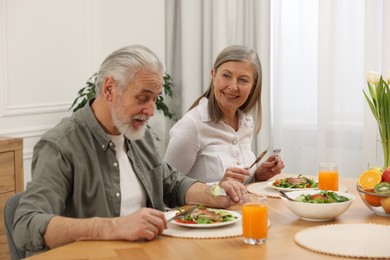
left=245, top=166, right=390, bottom=259
left=159, top=167, right=390, bottom=259
left=162, top=203, right=272, bottom=239
left=27, top=169, right=390, bottom=260
left=162, top=207, right=243, bottom=239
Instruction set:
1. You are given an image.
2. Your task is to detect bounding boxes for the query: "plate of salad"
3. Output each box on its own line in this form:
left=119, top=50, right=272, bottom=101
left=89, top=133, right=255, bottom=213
left=168, top=207, right=241, bottom=228
left=268, top=174, right=318, bottom=192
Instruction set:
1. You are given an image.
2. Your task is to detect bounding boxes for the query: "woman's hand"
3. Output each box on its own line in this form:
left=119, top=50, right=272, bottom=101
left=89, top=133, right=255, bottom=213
left=254, top=154, right=285, bottom=181
left=221, top=167, right=251, bottom=183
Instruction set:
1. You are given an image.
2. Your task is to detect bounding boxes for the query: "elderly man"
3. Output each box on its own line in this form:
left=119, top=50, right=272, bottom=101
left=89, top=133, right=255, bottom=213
left=14, top=45, right=246, bottom=255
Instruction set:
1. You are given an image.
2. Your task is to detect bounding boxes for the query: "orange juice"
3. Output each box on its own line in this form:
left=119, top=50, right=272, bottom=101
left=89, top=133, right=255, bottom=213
left=242, top=203, right=268, bottom=242
left=318, top=170, right=339, bottom=191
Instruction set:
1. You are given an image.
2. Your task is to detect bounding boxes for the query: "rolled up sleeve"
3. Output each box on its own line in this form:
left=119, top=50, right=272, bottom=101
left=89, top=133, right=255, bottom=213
left=13, top=140, right=72, bottom=253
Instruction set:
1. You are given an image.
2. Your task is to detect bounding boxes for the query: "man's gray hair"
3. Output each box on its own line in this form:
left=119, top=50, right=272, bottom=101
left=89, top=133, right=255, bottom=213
left=95, top=45, right=165, bottom=95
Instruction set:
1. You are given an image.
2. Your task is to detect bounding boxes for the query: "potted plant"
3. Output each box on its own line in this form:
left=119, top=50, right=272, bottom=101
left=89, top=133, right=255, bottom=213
left=364, top=71, right=390, bottom=169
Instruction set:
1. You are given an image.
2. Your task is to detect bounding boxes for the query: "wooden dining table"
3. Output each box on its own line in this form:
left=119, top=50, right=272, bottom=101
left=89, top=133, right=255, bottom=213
left=27, top=176, right=389, bottom=260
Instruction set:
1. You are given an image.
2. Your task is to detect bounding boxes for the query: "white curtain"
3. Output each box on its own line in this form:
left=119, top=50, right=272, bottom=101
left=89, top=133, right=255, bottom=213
left=165, top=0, right=271, bottom=156
left=165, top=0, right=389, bottom=178
left=272, top=0, right=389, bottom=178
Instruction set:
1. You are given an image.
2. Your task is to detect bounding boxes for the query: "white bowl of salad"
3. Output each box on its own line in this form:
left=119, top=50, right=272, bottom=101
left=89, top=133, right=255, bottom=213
left=280, top=190, right=355, bottom=221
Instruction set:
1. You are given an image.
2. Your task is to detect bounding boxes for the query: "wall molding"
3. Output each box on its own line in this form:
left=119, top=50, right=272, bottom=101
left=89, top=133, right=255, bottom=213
left=0, top=124, right=54, bottom=137
left=24, top=150, right=33, bottom=160
left=2, top=102, right=71, bottom=117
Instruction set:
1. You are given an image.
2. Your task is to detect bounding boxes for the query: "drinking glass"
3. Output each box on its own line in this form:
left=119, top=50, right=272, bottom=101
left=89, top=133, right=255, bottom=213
left=242, top=194, right=268, bottom=245
left=318, top=162, right=339, bottom=191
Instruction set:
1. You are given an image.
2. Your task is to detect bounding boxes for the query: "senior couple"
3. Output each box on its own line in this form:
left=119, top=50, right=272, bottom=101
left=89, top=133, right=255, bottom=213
left=14, top=44, right=284, bottom=255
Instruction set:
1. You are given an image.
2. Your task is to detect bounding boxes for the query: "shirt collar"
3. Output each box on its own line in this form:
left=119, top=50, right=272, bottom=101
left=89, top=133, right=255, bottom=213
left=80, top=99, right=112, bottom=151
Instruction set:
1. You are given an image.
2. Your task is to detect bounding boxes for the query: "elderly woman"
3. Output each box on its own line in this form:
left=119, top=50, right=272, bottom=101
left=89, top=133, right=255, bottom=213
left=165, top=45, right=284, bottom=185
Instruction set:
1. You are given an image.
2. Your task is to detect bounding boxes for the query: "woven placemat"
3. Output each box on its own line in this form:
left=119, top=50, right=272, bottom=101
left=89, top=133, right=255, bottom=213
left=295, top=223, right=390, bottom=259
left=247, top=181, right=283, bottom=198
left=162, top=220, right=243, bottom=239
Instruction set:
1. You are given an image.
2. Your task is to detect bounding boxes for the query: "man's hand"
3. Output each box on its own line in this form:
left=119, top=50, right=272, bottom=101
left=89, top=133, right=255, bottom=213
left=44, top=208, right=167, bottom=249
left=219, top=179, right=247, bottom=204
left=111, top=208, right=167, bottom=241
left=185, top=181, right=247, bottom=209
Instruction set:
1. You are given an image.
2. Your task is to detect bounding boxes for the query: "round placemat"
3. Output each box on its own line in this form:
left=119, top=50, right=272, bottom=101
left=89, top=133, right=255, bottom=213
left=247, top=182, right=282, bottom=198
left=163, top=220, right=271, bottom=239
left=295, top=223, right=390, bottom=259
left=162, top=220, right=243, bottom=239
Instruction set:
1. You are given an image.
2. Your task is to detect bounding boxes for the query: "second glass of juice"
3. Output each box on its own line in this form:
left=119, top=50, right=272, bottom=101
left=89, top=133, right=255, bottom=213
left=318, top=162, right=339, bottom=191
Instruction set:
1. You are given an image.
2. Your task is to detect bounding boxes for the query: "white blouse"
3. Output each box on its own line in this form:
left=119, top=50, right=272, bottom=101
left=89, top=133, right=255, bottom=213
left=164, top=98, right=256, bottom=184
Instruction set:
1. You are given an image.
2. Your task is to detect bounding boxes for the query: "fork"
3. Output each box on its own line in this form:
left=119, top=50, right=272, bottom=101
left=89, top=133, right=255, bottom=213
left=279, top=190, right=294, bottom=201
left=273, top=148, right=281, bottom=163
left=167, top=205, right=198, bottom=222
left=248, top=146, right=270, bottom=169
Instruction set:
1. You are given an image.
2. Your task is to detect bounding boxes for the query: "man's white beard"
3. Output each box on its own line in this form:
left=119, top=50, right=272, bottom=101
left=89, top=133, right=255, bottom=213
left=112, top=113, right=148, bottom=140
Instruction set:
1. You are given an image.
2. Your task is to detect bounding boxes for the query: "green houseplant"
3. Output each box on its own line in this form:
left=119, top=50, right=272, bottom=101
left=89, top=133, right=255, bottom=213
left=70, top=73, right=177, bottom=120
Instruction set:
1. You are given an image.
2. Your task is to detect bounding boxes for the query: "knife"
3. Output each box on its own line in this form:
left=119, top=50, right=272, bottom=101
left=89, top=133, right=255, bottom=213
left=167, top=205, right=198, bottom=222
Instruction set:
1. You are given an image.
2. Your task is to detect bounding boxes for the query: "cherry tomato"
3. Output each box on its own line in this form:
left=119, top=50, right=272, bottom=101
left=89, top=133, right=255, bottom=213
left=175, top=219, right=197, bottom=224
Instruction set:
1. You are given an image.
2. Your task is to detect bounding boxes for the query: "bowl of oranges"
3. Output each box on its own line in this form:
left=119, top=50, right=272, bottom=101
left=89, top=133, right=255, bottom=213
left=357, top=167, right=390, bottom=217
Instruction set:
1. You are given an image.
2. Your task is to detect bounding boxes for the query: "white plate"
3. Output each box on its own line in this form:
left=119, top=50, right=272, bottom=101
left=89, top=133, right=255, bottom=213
left=167, top=209, right=241, bottom=229
left=267, top=180, right=319, bottom=192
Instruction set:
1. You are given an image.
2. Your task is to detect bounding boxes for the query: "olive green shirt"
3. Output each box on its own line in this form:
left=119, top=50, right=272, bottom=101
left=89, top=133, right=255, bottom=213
left=13, top=100, right=197, bottom=254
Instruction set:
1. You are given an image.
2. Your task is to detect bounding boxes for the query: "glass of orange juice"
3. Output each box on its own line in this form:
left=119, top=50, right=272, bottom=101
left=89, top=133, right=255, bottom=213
left=242, top=194, right=268, bottom=245
left=318, top=162, right=339, bottom=191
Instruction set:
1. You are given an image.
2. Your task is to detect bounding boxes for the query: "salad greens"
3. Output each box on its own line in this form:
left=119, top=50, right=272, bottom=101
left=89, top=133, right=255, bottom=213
left=272, top=174, right=318, bottom=189
left=178, top=209, right=237, bottom=224
left=295, top=191, right=350, bottom=204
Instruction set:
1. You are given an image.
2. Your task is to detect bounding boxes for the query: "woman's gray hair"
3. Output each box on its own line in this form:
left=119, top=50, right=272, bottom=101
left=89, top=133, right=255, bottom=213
left=190, top=45, right=263, bottom=133
left=95, top=45, right=165, bottom=95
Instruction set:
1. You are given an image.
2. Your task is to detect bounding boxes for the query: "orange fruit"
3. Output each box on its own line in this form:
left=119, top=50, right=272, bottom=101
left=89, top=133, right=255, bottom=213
left=364, top=193, right=381, bottom=207
left=380, top=197, right=390, bottom=214
left=358, top=169, right=382, bottom=190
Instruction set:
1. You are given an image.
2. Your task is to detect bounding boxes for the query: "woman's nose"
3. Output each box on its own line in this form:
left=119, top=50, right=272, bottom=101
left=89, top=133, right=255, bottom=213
left=228, top=79, right=239, bottom=90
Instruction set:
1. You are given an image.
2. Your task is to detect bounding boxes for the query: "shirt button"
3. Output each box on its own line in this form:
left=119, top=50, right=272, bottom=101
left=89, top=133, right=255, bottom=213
left=232, top=139, right=237, bottom=145
left=113, top=162, right=118, bottom=167
left=116, top=192, right=120, bottom=197
left=237, top=161, right=241, bottom=165
left=109, top=142, right=113, bottom=147
left=102, top=144, right=105, bottom=149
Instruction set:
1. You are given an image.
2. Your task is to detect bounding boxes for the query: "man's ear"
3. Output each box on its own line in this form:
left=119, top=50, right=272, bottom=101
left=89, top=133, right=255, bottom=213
left=103, top=77, right=115, bottom=101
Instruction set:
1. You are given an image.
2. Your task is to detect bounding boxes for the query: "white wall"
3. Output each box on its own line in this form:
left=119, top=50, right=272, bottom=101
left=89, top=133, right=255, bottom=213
left=0, top=0, right=166, bottom=187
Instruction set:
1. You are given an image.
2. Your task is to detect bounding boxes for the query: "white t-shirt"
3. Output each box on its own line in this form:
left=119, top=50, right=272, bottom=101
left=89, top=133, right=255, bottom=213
left=109, top=134, right=146, bottom=216
left=164, top=97, right=256, bottom=184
